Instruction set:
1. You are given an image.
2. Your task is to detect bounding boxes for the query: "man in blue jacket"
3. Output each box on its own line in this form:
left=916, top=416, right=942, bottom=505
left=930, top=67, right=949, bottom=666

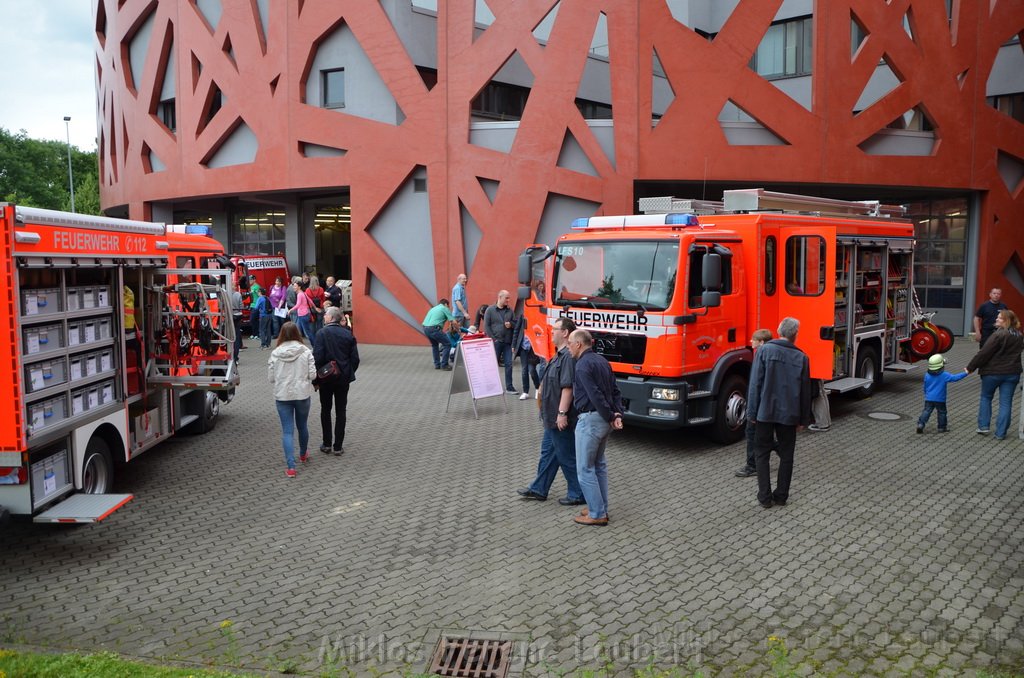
left=747, top=317, right=812, bottom=508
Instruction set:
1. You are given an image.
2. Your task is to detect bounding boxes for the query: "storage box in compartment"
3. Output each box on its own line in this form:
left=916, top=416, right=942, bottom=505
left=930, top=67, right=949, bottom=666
left=20, top=288, right=60, bottom=316
left=96, top=317, right=112, bottom=340
left=70, top=382, right=105, bottom=416
left=23, top=323, right=64, bottom=355
left=67, top=286, right=97, bottom=311
left=95, top=285, right=111, bottom=308
left=23, top=357, right=68, bottom=393
left=98, top=378, right=117, bottom=405
left=30, top=446, right=71, bottom=506
left=66, top=320, right=84, bottom=347
left=27, top=395, right=68, bottom=432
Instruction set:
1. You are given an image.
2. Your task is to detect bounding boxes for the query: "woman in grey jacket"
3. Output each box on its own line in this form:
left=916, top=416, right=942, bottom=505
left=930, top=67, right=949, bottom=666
left=966, top=309, right=1024, bottom=440
left=268, top=322, right=317, bottom=476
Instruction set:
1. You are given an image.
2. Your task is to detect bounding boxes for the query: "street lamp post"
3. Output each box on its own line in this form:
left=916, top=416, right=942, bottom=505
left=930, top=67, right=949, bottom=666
left=63, top=116, right=75, bottom=213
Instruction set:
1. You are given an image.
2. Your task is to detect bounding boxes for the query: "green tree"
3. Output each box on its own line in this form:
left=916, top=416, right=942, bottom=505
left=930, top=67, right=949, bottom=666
left=0, top=127, right=100, bottom=214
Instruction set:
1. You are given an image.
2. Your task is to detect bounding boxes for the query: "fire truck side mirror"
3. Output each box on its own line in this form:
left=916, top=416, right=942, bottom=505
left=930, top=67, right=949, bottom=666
left=701, top=291, right=721, bottom=308
left=518, top=252, right=533, bottom=285
left=701, top=252, right=722, bottom=290
left=517, top=285, right=531, bottom=301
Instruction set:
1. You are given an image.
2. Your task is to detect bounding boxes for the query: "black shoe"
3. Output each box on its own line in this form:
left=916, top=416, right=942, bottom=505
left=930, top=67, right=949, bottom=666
left=506, top=387, right=518, bottom=394
left=735, top=466, right=757, bottom=478
left=937, top=428, right=948, bottom=433
left=333, top=447, right=344, bottom=456
left=759, top=500, right=774, bottom=509
left=558, top=497, right=586, bottom=506
left=516, top=488, right=547, bottom=500
left=434, top=365, right=441, bottom=370
left=773, top=498, right=787, bottom=506
left=440, top=365, right=452, bottom=371
left=916, top=426, right=923, bottom=434
left=319, top=444, right=331, bottom=454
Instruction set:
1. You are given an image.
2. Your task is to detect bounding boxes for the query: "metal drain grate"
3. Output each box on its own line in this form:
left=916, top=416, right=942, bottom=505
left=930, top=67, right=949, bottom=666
left=428, top=636, right=512, bottom=678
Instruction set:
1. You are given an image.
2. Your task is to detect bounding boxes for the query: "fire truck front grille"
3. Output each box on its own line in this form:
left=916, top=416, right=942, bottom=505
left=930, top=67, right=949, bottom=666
left=590, top=331, right=647, bottom=364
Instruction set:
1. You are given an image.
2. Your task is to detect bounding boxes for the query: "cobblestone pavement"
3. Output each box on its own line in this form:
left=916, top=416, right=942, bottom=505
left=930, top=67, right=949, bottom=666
left=1, top=337, right=1022, bottom=676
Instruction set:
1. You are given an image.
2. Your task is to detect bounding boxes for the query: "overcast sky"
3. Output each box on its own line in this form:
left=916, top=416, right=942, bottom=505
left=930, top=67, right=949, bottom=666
left=0, top=1, right=97, bottom=150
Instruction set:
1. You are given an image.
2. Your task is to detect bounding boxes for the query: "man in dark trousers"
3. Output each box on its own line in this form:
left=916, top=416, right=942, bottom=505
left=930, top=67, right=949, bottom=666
left=516, top=316, right=584, bottom=505
left=483, top=289, right=516, bottom=393
left=568, top=329, right=624, bottom=526
left=973, top=287, right=1007, bottom=348
left=314, top=307, right=360, bottom=456
left=747, top=317, right=812, bottom=509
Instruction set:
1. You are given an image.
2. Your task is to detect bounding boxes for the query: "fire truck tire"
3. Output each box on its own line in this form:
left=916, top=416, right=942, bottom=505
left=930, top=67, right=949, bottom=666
left=854, top=344, right=882, bottom=398
left=82, top=437, right=113, bottom=494
left=188, top=391, right=220, bottom=434
left=710, top=373, right=748, bottom=444
left=933, top=324, right=955, bottom=353
left=909, top=326, right=939, bottom=358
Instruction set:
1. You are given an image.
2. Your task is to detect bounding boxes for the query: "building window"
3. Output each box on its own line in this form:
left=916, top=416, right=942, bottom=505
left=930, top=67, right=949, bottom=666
left=750, top=16, right=812, bottom=79
left=321, top=68, right=345, bottom=109
left=764, top=236, right=777, bottom=296
left=909, top=197, right=969, bottom=311
left=158, top=98, right=176, bottom=132
left=987, top=93, right=1024, bottom=124
left=575, top=97, right=613, bottom=120
left=471, top=81, right=531, bottom=120
left=231, top=208, right=287, bottom=257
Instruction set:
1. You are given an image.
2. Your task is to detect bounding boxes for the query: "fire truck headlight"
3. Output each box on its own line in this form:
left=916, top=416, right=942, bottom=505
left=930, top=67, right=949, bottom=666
left=651, top=387, right=680, bottom=401
left=648, top=408, right=679, bottom=419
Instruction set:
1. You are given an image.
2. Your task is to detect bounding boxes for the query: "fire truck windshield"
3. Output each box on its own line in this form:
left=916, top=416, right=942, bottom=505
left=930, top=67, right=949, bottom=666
left=554, top=240, right=679, bottom=310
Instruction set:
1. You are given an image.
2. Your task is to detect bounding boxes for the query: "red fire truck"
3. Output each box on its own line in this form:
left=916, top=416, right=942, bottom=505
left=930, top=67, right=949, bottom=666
left=229, top=254, right=290, bottom=331
left=518, top=189, right=937, bottom=444
left=0, top=204, right=238, bottom=523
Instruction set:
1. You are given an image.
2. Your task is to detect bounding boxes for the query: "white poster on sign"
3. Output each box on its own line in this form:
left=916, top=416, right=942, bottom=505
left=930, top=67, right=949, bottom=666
left=446, top=337, right=507, bottom=418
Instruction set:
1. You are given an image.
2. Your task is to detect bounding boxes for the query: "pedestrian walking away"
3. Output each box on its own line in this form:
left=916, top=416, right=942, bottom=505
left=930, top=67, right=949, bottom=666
left=268, top=322, right=317, bottom=477
left=314, top=307, right=360, bottom=456
left=422, top=298, right=455, bottom=369
left=568, top=329, right=624, bottom=526
left=916, top=353, right=968, bottom=434
left=966, top=309, right=1023, bottom=440
left=747, top=317, right=812, bottom=509
left=517, top=316, right=584, bottom=505
left=484, top=290, right=517, bottom=393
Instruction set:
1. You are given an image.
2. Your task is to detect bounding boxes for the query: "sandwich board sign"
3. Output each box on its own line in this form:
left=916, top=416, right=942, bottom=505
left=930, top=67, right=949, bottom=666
left=446, top=336, right=508, bottom=418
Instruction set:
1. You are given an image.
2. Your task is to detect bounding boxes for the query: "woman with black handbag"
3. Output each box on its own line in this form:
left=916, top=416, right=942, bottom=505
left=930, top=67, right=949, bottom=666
left=313, top=307, right=360, bottom=456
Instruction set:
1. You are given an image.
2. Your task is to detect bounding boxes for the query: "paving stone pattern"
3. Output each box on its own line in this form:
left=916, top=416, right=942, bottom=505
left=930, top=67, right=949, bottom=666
left=1, top=338, right=1022, bottom=676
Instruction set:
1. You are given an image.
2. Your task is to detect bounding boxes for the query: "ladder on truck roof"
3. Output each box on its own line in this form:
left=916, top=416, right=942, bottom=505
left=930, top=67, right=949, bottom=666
left=639, top=189, right=906, bottom=219
left=145, top=268, right=237, bottom=390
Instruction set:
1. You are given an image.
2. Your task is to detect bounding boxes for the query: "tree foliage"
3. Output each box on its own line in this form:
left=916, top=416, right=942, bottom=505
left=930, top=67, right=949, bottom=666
left=0, top=127, right=100, bottom=214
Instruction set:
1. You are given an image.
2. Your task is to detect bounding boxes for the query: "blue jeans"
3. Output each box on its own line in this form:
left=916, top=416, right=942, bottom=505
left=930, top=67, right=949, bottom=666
left=276, top=398, right=311, bottom=469
left=423, top=325, right=449, bottom=368
left=521, top=349, right=541, bottom=394
left=978, top=373, right=1021, bottom=438
left=575, top=412, right=610, bottom=519
left=272, top=312, right=285, bottom=337
left=296, top=314, right=316, bottom=344
left=918, top=401, right=948, bottom=430
left=494, top=340, right=514, bottom=390
left=528, top=427, right=582, bottom=500
left=259, top=314, right=273, bottom=348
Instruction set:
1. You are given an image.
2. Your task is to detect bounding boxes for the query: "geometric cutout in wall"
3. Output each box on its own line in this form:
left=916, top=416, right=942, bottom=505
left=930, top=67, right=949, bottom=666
left=199, top=81, right=225, bottom=135
left=853, top=57, right=903, bottom=112
left=300, top=141, right=347, bottom=158
left=557, top=129, right=599, bottom=176
left=222, top=33, right=237, bottom=70
left=125, top=6, right=157, bottom=94
left=850, top=10, right=868, bottom=61
left=270, top=74, right=280, bottom=96
left=96, top=0, right=107, bottom=47
left=460, top=199, right=482, bottom=274
left=902, top=7, right=916, bottom=42
left=652, top=47, right=674, bottom=120
left=997, top=150, right=1024, bottom=197
left=367, top=166, right=436, bottom=303
left=368, top=270, right=421, bottom=332
left=590, top=12, right=609, bottom=58
left=577, top=11, right=611, bottom=116
left=1004, top=251, right=1024, bottom=296
left=718, top=100, right=789, bottom=146
left=477, top=177, right=500, bottom=205
left=535, top=193, right=601, bottom=249
left=474, top=0, right=496, bottom=42
left=858, top=106, right=938, bottom=157
left=194, top=0, right=223, bottom=33
left=203, top=119, right=258, bottom=168
left=143, top=143, right=166, bottom=173
left=149, top=26, right=176, bottom=135
left=888, top=105, right=936, bottom=132
left=532, top=1, right=559, bottom=46
left=255, top=0, right=270, bottom=49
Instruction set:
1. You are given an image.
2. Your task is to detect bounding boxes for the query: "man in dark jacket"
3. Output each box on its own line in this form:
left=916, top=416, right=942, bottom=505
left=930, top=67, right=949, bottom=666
left=747, top=317, right=812, bottom=508
left=483, top=289, right=516, bottom=393
left=313, top=307, right=360, bottom=456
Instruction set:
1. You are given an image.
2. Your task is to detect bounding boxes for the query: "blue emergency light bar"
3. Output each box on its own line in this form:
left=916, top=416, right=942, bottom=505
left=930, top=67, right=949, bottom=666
left=185, top=225, right=213, bottom=236
left=570, top=213, right=701, bottom=230
left=665, top=213, right=700, bottom=226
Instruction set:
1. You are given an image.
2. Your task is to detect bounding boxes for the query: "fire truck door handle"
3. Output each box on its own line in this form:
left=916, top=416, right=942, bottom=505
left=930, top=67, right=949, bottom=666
left=728, top=328, right=736, bottom=342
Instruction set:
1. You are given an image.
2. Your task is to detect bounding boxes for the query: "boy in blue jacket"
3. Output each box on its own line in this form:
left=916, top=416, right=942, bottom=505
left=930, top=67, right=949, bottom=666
left=917, top=354, right=968, bottom=433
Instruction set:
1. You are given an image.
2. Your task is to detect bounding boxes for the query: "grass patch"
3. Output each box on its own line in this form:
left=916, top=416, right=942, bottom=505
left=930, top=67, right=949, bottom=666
left=0, top=648, right=257, bottom=678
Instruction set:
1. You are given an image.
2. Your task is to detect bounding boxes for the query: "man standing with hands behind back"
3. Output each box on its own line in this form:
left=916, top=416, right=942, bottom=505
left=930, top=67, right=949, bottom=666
left=747, top=317, right=812, bottom=509
left=568, top=329, right=624, bottom=526
left=484, top=290, right=516, bottom=394
left=451, top=274, right=469, bottom=328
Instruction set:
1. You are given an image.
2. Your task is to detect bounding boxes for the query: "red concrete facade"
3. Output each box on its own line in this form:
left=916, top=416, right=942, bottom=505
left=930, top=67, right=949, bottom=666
left=96, top=1, right=1024, bottom=345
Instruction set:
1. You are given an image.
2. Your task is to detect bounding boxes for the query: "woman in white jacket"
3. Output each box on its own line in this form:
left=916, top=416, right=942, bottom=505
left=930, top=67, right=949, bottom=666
left=268, top=321, right=317, bottom=477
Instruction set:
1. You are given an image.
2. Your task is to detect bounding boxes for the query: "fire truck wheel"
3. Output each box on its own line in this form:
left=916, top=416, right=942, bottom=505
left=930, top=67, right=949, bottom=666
left=854, top=344, right=882, bottom=398
left=710, top=373, right=748, bottom=444
left=189, top=391, right=220, bottom=434
left=82, top=437, right=113, bottom=494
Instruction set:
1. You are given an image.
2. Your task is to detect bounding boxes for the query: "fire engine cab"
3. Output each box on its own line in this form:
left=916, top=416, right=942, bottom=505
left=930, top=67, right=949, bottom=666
left=0, top=204, right=238, bottom=523
left=518, top=189, right=933, bottom=444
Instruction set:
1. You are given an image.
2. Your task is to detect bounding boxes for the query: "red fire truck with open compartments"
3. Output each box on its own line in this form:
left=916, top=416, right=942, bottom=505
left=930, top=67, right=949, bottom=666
left=0, top=204, right=238, bottom=523
left=517, top=189, right=945, bottom=444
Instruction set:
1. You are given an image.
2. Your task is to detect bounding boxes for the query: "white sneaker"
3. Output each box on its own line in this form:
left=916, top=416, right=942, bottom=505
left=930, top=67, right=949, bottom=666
left=519, top=393, right=530, bottom=400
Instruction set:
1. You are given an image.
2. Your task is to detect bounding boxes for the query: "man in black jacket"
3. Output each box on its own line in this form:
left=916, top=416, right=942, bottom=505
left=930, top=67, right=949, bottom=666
left=314, top=307, right=360, bottom=456
left=747, top=317, right=812, bottom=509
left=483, top=290, right=516, bottom=393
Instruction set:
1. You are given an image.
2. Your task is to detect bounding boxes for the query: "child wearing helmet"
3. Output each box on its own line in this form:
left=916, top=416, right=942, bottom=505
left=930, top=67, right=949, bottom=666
left=916, top=354, right=969, bottom=434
